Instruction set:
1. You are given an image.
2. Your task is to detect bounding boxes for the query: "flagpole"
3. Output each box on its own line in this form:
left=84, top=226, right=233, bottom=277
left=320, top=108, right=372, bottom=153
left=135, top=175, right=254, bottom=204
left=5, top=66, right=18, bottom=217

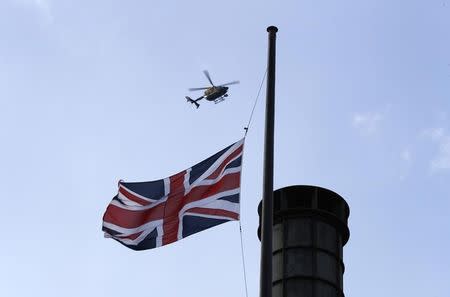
left=260, top=25, right=278, bottom=297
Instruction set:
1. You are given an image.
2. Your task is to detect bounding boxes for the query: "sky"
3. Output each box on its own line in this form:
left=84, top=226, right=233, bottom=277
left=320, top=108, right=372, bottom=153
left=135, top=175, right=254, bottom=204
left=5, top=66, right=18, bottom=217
left=1, top=0, right=449, bottom=296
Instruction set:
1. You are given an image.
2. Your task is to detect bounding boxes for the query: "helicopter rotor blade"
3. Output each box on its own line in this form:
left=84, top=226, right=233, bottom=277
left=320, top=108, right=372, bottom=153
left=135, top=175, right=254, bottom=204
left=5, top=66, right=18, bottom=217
left=219, top=80, right=240, bottom=87
left=188, top=87, right=210, bottom=91
left=203, top=70, right=215, bottom=86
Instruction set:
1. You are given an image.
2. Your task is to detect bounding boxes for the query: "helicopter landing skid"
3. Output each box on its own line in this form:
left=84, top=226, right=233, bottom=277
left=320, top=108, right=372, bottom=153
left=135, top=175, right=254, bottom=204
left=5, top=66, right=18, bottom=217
left=214, top=97, right=226, bottom=104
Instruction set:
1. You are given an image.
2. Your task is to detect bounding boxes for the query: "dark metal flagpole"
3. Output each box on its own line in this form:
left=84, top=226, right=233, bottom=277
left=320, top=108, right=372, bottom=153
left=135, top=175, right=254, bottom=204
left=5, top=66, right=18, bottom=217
left=260, top=25, right=278, bottom=297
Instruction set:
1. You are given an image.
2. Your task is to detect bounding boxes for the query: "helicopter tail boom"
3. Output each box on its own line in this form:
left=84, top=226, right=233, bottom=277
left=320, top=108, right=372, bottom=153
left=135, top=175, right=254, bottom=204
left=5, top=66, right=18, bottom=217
left=185, top=96, right=200, bottom=108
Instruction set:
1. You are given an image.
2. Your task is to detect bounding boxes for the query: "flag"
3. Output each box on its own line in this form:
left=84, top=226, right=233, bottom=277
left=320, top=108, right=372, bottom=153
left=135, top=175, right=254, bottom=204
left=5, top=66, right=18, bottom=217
left=102, top=138, right=244, bottom=250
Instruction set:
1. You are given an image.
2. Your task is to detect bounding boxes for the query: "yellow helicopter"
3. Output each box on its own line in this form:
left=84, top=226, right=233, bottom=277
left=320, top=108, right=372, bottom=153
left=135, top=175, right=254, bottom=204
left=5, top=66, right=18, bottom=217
left=186, top=70, right=239, bottom=108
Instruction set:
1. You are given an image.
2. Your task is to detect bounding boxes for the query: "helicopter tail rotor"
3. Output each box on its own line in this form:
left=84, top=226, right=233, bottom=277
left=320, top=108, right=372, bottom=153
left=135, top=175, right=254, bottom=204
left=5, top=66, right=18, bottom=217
left=186, top=96, right=200, bottom=109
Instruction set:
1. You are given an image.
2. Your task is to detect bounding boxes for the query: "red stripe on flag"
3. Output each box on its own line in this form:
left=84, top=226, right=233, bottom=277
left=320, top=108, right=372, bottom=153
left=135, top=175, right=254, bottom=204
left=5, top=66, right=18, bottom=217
left=119, top=186, right=152, bottom=206
left=118, top=231, right=143, bottom=241
left=207, top=144, right=242, bottom=180
left=162, top=171, right=186, bottom=245
left=187, top=207, right=239, bottom=220
left=103, top=203, right=165, bottom=229
left=185, top=172, right=241, bottom=205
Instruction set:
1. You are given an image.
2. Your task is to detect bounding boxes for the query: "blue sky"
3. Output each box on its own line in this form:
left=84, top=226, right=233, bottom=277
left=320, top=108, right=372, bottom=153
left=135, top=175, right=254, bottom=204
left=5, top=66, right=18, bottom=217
left=1, top=0, right=449, bottom=296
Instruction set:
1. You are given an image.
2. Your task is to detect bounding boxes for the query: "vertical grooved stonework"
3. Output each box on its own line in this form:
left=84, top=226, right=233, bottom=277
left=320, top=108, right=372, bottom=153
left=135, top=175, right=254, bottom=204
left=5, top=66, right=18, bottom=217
left=258, top=185, right=350, bottom=297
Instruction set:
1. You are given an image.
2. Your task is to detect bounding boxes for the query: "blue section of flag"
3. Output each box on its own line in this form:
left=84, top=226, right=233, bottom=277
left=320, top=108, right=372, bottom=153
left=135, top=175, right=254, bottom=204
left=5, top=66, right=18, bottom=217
left=218, top=193, right=240, bottom=204
left=225, top=156, right=242, bottom=170
left=189, top=142, right=234, bottom=185
left=181, top=215, right=229, bottom=238
left=120, top=179, right=166, bottom=200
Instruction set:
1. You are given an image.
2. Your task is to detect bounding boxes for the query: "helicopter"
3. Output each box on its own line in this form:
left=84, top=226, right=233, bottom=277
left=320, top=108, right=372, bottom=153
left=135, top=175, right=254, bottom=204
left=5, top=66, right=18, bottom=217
left=186, top=70, right=239, bottom=108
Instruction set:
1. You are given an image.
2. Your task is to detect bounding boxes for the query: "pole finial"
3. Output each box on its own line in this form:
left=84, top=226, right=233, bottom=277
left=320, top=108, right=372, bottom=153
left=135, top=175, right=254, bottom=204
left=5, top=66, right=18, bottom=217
left=266, top=26, right=278, bottom=33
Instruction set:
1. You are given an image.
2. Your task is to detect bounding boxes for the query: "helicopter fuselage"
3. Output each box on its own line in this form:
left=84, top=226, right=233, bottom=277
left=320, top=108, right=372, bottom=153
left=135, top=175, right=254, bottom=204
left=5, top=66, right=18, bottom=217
left=204, top=86, right=229, bottom=101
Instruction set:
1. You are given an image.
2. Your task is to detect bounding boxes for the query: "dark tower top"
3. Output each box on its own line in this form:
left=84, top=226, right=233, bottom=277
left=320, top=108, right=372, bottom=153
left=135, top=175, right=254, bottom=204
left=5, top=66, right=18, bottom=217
left=258, top=185, right=350, bottom=297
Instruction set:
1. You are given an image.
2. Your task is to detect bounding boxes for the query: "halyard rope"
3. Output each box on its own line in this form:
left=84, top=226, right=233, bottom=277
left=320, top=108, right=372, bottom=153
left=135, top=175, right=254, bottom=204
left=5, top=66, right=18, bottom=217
left=239, top=221, right=249, bottom=297
left=244, top=68, right=267, bottom=136
left=239, top=68, right=267, bottom=297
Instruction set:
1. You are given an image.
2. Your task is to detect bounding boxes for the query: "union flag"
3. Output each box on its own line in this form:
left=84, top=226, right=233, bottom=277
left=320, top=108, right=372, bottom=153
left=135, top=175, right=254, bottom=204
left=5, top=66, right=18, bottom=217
left=102, top=138, right=244, bottom=250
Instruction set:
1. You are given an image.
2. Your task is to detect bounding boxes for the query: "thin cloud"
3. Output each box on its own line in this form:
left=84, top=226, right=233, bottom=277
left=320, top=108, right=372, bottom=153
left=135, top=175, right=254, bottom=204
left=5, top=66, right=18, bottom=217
left=401, top=149, right=412, bottom=163
left=431, top=136, right=450, bottom=171
left=352, top=112, right=383, bottom=134
left=399, top=148, right=413, bottom=180
left=422, top=128, right=450, bottom=172
left=14, top=0, right=53, bottom=23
